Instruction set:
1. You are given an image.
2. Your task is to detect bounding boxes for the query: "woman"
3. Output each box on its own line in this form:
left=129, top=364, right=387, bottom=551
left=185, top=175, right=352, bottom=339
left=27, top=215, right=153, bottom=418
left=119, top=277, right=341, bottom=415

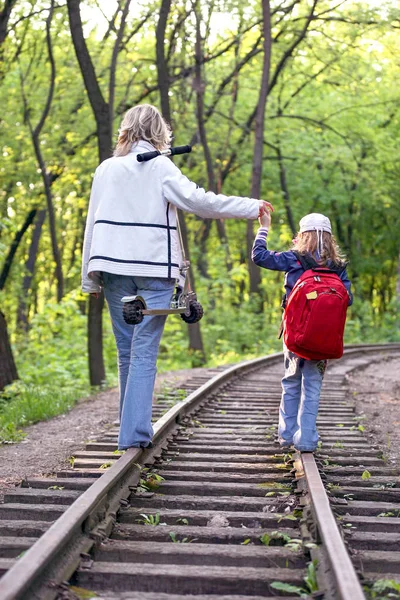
left=82, top=103, right=273, bottom=450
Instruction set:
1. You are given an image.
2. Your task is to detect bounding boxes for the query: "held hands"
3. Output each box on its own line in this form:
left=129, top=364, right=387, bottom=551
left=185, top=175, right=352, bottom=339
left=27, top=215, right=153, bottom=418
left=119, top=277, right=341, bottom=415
left=258, top=200, right=273, bottom=228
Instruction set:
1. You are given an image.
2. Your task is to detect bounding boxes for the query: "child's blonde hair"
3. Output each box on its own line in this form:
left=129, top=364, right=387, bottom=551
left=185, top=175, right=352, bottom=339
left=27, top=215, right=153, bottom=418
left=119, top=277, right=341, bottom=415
left=114, top=104, right=172, bottom=157
left=293, top=231, right=346, bottom=268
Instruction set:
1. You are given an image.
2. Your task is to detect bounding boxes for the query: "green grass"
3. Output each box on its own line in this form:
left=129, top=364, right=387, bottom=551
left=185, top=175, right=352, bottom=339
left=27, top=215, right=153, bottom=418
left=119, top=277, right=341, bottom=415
left=0, top=382, right=90, bottom=443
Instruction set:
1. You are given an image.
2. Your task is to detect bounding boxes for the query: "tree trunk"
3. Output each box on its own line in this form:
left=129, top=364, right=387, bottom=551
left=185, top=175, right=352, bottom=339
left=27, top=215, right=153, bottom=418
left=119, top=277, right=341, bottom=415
left=0, top=0, right=17, bottom=76
left=32, top=134, right=64, bottom=301
left=248, top=0, right=271, bottom=294
left=155, top=0, right=206, bottom=364
left=0, top=312, right=18, bottom=391
left=156, top=0, right=172, bottom=124
left=276, top=142, right=296, bottom=236
left=67, top=0, right=112, bottom=162
left=20, top=1, right=64, bottom=303
left=68, top=0, right=136, bottom=384
left=36, top=2, right=63, bottom=301
left=16, top=209, right=46, bottom=330
left=193, top=7, right=232, bottom=272
left=177, top=210, right=206, bottom=364
left=0, top=0, right=16, bottom=43
left=67, top=0, right=115, bottom=384
left=0, top=208, right=37, bottom=290
left=88, top=293, right=105, bottom=385
left=196, top=218, right=213, bottom=279
left=193, top=10, right=212, bottom=277
left=397, top=250, right=400, bottom=307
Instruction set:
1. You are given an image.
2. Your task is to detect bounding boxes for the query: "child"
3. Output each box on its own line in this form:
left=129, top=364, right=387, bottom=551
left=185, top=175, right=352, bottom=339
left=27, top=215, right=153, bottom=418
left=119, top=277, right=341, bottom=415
left=252, top=212, right=353, bottom=452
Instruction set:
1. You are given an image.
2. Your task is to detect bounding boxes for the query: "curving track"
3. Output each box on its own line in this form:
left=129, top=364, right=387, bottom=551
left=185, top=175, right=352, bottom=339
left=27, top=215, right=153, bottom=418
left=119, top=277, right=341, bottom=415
left=0, top=344, right=399, bottom=600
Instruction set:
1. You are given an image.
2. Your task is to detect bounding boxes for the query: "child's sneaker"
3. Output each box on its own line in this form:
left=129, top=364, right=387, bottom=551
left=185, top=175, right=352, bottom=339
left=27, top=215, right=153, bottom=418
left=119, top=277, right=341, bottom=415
left=278, top=436, right=293, bottom=450
left=294, top=446, right=316, bottom=453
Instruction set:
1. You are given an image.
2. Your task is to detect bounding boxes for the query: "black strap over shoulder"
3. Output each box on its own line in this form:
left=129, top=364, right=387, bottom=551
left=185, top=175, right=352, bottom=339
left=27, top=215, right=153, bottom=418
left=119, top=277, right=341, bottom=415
left=293, top=250, right=348, bottom=276
left=293, top=251, right=347, bottom=276
left=335, top=261, right=349, bottom=276
left=293, top=251, right=318, bottom=272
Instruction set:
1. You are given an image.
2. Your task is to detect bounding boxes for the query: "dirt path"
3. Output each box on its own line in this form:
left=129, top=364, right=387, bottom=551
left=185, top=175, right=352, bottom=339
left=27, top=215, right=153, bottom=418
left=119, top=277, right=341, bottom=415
left=347, top=355, right=400, bottom=466
left=0, top=369, right=200, bottom=500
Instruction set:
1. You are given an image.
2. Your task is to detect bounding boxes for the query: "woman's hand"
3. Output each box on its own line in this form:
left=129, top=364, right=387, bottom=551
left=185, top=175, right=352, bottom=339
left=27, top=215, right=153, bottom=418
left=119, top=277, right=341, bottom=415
left=258, top=200, right=274, bottom=217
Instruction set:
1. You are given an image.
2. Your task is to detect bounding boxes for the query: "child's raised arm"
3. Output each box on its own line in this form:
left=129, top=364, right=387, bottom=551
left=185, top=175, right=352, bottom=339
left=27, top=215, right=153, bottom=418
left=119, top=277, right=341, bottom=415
left=251, top=220, right=298, bottom=272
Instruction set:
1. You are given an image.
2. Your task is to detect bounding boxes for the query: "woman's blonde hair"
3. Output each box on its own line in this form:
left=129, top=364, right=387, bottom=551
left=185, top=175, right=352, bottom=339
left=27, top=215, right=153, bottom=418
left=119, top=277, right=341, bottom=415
left=293, top=231, right=347, bottom=267
left=114, top=104, right=172, bottom=157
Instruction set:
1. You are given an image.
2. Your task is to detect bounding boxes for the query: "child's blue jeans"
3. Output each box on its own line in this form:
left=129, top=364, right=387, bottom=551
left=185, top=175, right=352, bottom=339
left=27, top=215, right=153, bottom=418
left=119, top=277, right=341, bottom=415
left=103, top=273, right=175, bottom=450
left=278, top=345, right=327, bottom=452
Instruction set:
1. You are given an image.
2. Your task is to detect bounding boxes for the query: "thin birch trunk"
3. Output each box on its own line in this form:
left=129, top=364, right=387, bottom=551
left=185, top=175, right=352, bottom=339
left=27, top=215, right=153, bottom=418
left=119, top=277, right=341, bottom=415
left=248, top=0, right=271, bottom=294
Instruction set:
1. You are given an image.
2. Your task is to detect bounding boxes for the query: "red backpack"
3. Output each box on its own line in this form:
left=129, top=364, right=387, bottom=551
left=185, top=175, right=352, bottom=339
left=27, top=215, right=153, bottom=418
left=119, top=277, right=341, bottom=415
left=283, top=253, right=349, bottom=360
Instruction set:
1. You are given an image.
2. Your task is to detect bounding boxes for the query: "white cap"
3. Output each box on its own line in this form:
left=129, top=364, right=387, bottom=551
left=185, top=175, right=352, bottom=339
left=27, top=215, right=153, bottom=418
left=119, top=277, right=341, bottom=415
left=299, top=213, right=332, bottom=234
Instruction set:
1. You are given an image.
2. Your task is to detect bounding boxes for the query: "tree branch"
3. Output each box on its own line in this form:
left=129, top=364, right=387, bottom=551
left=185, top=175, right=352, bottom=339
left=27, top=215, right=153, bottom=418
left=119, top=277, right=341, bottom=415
left=33, top=6, right=56, bottom=138
left=156, top=0, right=172, bottom=123
left=269, top=0, right=319, bottom=95
left=120, top=10, right=152, bottom=51
left=281, top=56, right=339, bottom=112
left=99, top=0, right=121, bottom=42
left=205, top=35, right=262, bottom=120
left=0, top=208, right=38, bottom=290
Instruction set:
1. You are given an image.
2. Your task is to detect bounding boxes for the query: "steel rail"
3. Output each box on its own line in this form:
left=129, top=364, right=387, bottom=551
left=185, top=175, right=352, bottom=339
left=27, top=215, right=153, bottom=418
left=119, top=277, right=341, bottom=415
left=300, top=453, right=366, bottom=600
left=0, top=352, right=283, bottom=600
left=0, top=343, right=398, bottom=600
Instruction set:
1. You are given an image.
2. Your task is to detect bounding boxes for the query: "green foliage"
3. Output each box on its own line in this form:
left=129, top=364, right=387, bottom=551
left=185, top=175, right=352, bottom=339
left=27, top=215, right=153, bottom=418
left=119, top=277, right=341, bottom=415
left=377, top=511, right=400, bottom=518
left=0, top=381, right=88, bottom=443
left=260, top=531, right=293, bottom=546
left=99, top=462, right=112, bottom=469
left=0, top=292, right=118, bottom=442
left=169, top=532, right=197, bottom=543
left=138, top=473, right=165, bottom=492
left=304, top=560, right=319, bottom=593
left=68, top=586, right=99, bottom=599
left=137, top=513, right=165, bottom=526
left=274, top=513, right=298, bottom=523
left=271, top=560, right=319, bottom=597
left=364, top=579, right=400, bottom=600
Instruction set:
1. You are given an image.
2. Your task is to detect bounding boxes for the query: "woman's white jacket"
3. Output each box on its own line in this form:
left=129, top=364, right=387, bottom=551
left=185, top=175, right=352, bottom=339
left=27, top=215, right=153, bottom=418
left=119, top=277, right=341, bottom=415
left=82, top=141, right=259, bottom=293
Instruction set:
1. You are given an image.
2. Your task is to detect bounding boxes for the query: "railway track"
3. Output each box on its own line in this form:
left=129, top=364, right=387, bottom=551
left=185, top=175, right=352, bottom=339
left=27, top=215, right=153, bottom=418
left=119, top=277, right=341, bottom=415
left=0, top=344, right=399, bottom=600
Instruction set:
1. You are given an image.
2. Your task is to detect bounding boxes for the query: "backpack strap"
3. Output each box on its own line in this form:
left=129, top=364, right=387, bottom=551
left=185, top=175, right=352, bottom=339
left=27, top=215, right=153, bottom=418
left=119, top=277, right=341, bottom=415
left=293, top=251, right=318, bottom=272
left=294, top=251, right=348, bottom=276
left=335, top=262, right=348, bottom=276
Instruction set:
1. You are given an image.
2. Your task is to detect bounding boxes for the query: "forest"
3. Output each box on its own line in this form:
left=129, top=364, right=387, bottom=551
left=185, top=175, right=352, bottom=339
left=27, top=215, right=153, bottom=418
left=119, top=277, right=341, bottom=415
left=0, top=0, right=399, bottom=442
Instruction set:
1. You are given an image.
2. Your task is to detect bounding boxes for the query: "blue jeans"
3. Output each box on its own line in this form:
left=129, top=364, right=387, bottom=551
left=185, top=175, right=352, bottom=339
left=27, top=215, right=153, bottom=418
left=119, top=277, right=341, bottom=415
left=278, top=346, right=327, bottom=452
left=103, top=273, right=175, bottom=450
